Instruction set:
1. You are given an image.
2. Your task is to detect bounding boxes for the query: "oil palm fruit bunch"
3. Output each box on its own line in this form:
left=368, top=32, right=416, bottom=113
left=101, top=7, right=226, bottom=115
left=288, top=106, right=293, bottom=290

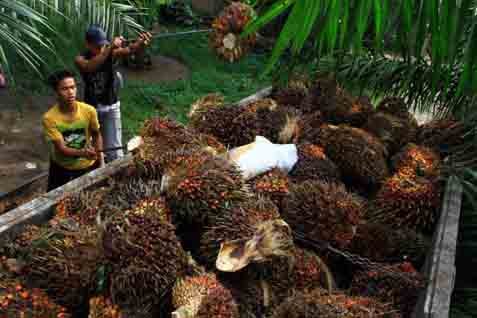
left=306, top=74, right=339, bottom=113
left=102, top=199, right=187, bottom=312
left=54, top=188, right=107, bottom=228
left=0, top=280, right=70, bottom=318
left=210, top=2, right=256, bottom=63
left=415, top=118, right=467, bottom=154
left=367, top=170, right=442, bottom=234
left=270, top=289, right=348, bottom=318
left=88, top=296, right=122, bottom=318
left=248, top=169, right=290, bottom=210
left=161, top=150, right=249, bottom=225
left=344, top=96, right=375, bottom=127
left=24, top=228, right=103, bottom=312
left=256, top=105, right=301, bottom=144
left=377, top=97, right=414, bottom=121
left=392, top=143, right=441, bottom=178
left=348, top=222, right=430, bottom=268
left=292, top=247, right=335, bottom=292
left=325, top=125, right=390, bottom=191
left=363, top=112, right=418, bottom=155
left=282, top=180, right=365, bottom=249
left=271, top=75, right=309, bottom=107
left=315, top=289, right=402, bottom=318
left=290, top=143, right=341, bottom=184
left=195, top=286, right=239, bottom=318
left=298, top=110, right=324, bottom=141
left=172, top=273, right=239, bottom=318
left=200, top=197, right=280, bottom=261
left=350, top=262, right=425, bottom=317
left=189, top=102, right=253, bottom=148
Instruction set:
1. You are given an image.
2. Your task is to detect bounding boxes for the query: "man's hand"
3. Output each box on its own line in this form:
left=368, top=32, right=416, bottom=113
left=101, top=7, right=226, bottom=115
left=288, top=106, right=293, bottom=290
left=112, top=36, right=125, bottom=49
left=137, top=32, right=152, bottom=47
left=82, top=147, right=98, bottom=160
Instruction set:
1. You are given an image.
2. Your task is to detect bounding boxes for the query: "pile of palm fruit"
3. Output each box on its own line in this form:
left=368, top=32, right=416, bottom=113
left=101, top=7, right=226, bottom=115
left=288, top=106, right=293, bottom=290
left=1, top=72, right=464, bottom=318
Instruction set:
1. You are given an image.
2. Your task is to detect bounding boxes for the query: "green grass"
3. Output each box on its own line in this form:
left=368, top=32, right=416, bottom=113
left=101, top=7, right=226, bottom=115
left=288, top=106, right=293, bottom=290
left=119, top=29, right=271, bottom=140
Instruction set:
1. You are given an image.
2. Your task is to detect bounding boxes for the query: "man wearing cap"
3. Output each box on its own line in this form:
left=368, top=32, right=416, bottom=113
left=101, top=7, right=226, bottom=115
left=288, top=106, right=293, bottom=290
left=75, top=25, right=151, bottom=163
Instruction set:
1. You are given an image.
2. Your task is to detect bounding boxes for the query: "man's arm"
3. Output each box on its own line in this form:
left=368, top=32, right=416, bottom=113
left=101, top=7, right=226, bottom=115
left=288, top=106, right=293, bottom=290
left=112, top=33, right=152, bottom=58
left=75, top=46, right=112, bottom=73
left=91, top=130, right=104, bottom=166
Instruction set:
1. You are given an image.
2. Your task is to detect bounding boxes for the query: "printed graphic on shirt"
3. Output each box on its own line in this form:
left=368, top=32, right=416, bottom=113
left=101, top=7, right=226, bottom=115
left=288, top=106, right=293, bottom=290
left=62, top=127, right=87, bottom=150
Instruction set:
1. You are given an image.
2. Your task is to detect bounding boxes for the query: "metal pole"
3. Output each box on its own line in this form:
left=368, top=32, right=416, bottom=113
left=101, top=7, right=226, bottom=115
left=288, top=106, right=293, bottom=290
left=126, top=29, right=213, bottom=42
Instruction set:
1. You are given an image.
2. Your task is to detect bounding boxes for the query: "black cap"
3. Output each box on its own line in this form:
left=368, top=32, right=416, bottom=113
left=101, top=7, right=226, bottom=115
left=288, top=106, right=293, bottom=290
left=85, top=24, right=109, bottom=46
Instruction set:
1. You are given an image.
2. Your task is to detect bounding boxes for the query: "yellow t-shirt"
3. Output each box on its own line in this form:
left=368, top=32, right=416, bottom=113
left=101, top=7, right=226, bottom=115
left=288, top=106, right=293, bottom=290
left=43, top=101, right=100, bottom=170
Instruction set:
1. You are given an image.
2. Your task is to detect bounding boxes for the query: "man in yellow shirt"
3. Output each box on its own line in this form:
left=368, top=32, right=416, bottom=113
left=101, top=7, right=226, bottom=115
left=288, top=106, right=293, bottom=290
left=43, top=70, right=103, bottom=191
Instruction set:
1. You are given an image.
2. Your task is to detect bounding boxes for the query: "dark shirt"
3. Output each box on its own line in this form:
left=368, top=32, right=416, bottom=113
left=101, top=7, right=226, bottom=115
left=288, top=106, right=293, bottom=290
left=79, top=50, right=119, bottom=107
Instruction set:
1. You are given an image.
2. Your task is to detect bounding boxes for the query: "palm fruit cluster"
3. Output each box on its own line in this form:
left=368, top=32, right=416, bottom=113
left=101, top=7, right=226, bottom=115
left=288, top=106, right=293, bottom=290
left=248, top=169, right=290, bottom=209
left=199, top=197, right=281, bottom=266
left=350, top=262, right=425, bottom=317
left=88, top=297, right=122, bottom=318
left=415, top=117, right=467, bottom=154
left=377, top=97, right=414, bottom=121
left=210, top=2, right=256, bottom=62
left=172, top=273, right=239, bottom=318
left=363, top=111, right=418, bottom=155
left=392, top=143, right=441, bottom=178
left=0, top=280, right=70, bottom=318
left=254, top=105, right=301, bottom=144
left=325, top=125, right=390, bottom=191
left=271, top=74, right=310, bottom=107
left=282, top=180, right=365, bottom=248
left=161, top=150, right=249, bottom=224
left=102, top=198, right=187, bottom=311
left=290, top=143, right=341, bottom=183
left=292, top=247, right=335, bottom=291
left=367, top=170, right=442, bottom=234
left=348, top=222, right=430, bottom=268
left=23, top=228, right=103, bottom=312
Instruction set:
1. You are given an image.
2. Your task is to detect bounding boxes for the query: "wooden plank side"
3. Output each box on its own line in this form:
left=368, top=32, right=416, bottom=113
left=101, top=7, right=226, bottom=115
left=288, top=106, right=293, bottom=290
left=0, top=156, right=133, bottom=240
left=414, top=176, right=463, bottom=318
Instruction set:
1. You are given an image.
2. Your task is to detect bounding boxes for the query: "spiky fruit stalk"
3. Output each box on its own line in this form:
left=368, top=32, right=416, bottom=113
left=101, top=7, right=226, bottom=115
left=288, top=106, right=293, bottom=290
left=248, top=169, right=290, bottom=210
left=363, top=112, right=418, bottom=155
left=350, top=262, right=425, bottom=317
left=325, top=125, right=390, bottom=190
left=209, top=2, right=256, bottom=63
left=392, top=143, right=441, bottom=178
left=0, top=280, right=70, bottom=318
left=367, top=171, right=442, bottom=234
left=24, top=228, right=104, bottom=312
left=290, top=143, right=341, bottom=183
left=348, top=222, right=430, bottom=267
left=188, top=93, right=225, bottom=119
left=161, top=151, right=249, bottom=225
left=282, top=180, right=365, bottom=248
left=103, top=199, right=188, bottom=311
left=89, top=296, right=122, bottom=318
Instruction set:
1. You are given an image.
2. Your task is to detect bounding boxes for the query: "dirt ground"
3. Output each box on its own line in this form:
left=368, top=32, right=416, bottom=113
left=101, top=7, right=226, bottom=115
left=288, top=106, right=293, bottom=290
left=0, top=55, right=189, bottom=198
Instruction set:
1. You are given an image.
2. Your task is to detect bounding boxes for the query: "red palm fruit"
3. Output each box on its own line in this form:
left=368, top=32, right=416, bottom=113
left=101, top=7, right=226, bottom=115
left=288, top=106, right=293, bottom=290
left=248, top=168, right=290, bottom=210
left=367, top=170, right=442, bottom=234
left=391, top=143, right=441, bottom=178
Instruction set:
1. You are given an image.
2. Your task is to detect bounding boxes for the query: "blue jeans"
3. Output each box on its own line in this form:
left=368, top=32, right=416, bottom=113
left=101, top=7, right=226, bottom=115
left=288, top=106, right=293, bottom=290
left=97, top=101, right=124, bottom=163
